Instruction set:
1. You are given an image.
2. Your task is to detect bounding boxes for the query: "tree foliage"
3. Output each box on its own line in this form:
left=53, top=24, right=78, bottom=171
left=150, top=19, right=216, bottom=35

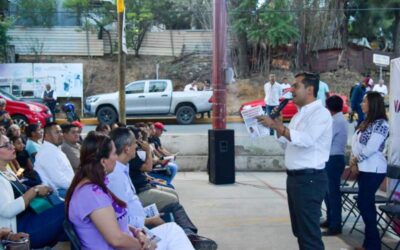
left=15, top=0, right=56, bottom=27
left=230, top=0, right=298, bottom=74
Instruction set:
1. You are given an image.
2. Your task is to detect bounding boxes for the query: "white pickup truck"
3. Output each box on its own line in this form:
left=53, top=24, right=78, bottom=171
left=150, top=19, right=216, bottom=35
left=84, top=79, right=213, bottom=124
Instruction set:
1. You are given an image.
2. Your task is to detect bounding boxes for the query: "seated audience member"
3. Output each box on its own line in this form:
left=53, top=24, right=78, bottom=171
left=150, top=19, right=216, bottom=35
left=24, top=124, right=43, bottom=163
left=34, top=122, right=74, bottom=198
left=111, top=122, right=127, bottom=130
left=107, top=128, right=194, bottom=250
left=71, top=120, right=84, bottom=144
left=129, top=128, right=217, bottom=249
left=0, top=125, right=6, bottom=136
left=96, top=123, right=111, bottom=135
left=61, top=123, right=81, bottom=172
left=129, top=127, right=179, bottom=210
left=65, top=132, right=155, bottom=250
left=148, top=122, right=179, bottom=184
left=6, top=124, right=22, bottom=141
left=0, top=99, right=13, bottom=129
left=0, top=135, right=66, bottom=249
left=10, top=136, right=41, bottom=187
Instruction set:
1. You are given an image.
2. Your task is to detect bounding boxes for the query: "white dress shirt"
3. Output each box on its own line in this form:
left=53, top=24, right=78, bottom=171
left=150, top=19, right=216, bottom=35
left=278, top=100, right=332, bottom=170
left=107, top=160, right=146, bottom=228
left=34, top=141, right=74, bottom=192
left=264, top=82, right=282, bottom=106
left=351, top=119, right=389, bottom=173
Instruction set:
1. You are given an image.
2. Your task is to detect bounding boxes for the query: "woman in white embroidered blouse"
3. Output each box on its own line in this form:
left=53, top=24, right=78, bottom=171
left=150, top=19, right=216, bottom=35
left=350, top=91, right=389, bottom=250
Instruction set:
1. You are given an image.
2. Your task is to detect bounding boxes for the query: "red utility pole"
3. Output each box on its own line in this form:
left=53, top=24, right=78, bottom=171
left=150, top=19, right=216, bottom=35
left=211, top=0, right=227, bottom=129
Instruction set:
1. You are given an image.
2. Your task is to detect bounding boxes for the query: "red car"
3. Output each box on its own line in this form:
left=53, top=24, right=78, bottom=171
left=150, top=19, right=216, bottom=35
left=239, top=94, right=349, bottom=121
left=0, top=89, right=53, bottom=127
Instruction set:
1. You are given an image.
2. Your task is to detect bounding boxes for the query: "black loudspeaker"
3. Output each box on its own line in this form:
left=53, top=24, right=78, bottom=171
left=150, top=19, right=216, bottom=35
left=208, top=129, right=235, bottom=184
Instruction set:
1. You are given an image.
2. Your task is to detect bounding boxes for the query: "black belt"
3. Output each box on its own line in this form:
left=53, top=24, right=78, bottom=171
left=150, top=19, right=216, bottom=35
left=286, top=169, right=324, bottom=176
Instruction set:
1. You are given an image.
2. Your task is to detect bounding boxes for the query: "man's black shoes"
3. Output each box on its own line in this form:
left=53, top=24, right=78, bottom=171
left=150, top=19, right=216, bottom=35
left=188, top=234, right=218, bottom=250
left=322, top=229, right=342, bottom=236
left=320, top=220, right=329, bottom=229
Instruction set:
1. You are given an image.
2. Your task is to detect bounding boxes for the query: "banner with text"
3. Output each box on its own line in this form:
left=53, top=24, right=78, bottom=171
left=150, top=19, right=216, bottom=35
left=389, top=58, right=400, bottom=200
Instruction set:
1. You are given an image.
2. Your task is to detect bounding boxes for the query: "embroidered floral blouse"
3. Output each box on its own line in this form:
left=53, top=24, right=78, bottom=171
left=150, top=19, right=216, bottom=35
left=352, top=119, right=389, bottom=173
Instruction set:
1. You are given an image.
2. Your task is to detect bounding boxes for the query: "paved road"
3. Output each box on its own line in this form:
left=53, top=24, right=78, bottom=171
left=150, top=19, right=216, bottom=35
left=83, top=120, right=356, bottom=140
left=83, top=122, right=250, bottom=135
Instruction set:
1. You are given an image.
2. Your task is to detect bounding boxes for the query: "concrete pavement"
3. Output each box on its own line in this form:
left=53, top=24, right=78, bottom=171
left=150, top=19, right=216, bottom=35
left=175, top=172, right=397, bottom=250
left=54, top=171, right=399, bottom=250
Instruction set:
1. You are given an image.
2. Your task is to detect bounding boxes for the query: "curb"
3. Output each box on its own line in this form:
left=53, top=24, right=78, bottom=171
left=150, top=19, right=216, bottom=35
left=56, top=116, right=244, bottom=126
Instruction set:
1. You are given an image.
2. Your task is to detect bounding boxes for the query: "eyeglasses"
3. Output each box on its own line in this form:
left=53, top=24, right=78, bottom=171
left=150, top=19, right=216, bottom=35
left=0, top=142, right=13, bottom=150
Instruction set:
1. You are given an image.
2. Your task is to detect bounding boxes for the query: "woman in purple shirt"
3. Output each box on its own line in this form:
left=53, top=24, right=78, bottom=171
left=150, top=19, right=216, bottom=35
left=65, top=132, right=156, bottom=250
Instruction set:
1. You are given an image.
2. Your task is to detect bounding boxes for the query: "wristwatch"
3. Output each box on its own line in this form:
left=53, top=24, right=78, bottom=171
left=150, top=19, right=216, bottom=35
left=34, top=187, right=40, bottom=195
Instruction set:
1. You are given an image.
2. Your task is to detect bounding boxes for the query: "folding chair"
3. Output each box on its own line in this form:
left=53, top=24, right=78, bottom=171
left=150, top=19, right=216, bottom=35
left=340, top=167, right=359, bottom=227
left=378, top=202, right=400, bottom=250
left=63, top=219, right=81, bottom=250
left=349, top=165, right=400, bottom=235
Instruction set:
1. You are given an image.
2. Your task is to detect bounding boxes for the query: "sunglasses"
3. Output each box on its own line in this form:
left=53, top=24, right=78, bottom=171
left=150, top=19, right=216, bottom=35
left=0, top=142, right=14, bottom=150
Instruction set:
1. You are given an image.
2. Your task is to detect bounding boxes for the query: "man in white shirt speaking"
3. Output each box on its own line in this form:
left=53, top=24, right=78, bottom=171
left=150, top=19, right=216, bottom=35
left=257, top=72, right=332, bottom=250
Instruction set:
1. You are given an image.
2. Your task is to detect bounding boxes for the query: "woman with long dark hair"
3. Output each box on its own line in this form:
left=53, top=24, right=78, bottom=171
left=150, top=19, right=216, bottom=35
left=0, top=135, right=66, bottom=249
left=350, top=91, right=389, bottom=250
left=65, top=132, right=155, bottom=250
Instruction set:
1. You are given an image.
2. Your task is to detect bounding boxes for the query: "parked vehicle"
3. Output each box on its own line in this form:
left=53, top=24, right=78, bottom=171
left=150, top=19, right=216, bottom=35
left=239, top=94, right=349, bottom=120
left=0, top=89, right=53, bottom=127
left=84, top=79, right=213, bottom=125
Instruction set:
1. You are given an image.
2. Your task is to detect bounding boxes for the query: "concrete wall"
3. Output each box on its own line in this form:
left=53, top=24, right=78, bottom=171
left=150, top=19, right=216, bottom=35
left=161, top=134, right=285, bottom=171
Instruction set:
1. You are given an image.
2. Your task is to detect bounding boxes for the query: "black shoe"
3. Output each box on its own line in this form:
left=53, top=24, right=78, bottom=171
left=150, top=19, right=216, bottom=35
left=322, top=229, right=342, bottom=236
left=188, top=234, right=218, bottom=250
left=320, top=220, right=329, bottom=228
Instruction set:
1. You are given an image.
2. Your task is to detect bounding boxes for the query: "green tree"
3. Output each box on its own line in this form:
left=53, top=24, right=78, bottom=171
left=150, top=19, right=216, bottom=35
left=63, top=0, right=116, bottom=54
left=229, top=0, right=257, bottom=77
left=125, top=0, right=155, bottom=56
left=249, top=0, right=298, bottom=73
left=0, top=18, right=12, bottom=62
left=15, top=0, right=56, bottom=27
left=0, top=0, right=12, bottom=62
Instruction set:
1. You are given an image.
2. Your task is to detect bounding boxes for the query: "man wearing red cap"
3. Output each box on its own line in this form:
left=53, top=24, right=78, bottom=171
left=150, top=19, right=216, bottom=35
left=149, top=122, right=179, bottom=185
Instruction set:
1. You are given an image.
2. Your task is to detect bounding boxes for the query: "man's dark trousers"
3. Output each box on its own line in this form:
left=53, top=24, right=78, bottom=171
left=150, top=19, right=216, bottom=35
left=324, top=155, right=345, bottom=232
left=266, top=105, right=277, bottom=135
left=287, top=170, right=328, bottom=250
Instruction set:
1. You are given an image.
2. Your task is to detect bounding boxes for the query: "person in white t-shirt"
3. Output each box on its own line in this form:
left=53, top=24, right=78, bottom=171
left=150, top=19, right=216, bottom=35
left=184, top=82, right=198, bottom=91
left=372, top=79, right=388, bottom=97
left=281, top=77, right=293, bottom=99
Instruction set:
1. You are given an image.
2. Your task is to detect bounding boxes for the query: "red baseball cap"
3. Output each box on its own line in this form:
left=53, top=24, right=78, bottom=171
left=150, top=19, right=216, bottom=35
left=71, top=121, right=84, bottom=128
left=154, top=122, right=167, bottom=131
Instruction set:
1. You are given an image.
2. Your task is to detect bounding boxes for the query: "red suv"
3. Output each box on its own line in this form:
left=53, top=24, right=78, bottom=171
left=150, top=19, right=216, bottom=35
left=0, top=89, right=53, bottom=127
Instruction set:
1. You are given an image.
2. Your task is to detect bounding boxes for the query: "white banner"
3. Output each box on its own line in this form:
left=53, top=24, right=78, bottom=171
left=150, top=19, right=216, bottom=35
left=388, top=58, right=400, bottom=200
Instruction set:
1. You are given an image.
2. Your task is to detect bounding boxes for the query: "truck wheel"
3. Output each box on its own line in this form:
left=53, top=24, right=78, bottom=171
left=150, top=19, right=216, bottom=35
left=11, top=115, right=28, bottom=128
left=97, top=106, right=117, bottom=125
left=176, top=106, right=195, bottom=125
